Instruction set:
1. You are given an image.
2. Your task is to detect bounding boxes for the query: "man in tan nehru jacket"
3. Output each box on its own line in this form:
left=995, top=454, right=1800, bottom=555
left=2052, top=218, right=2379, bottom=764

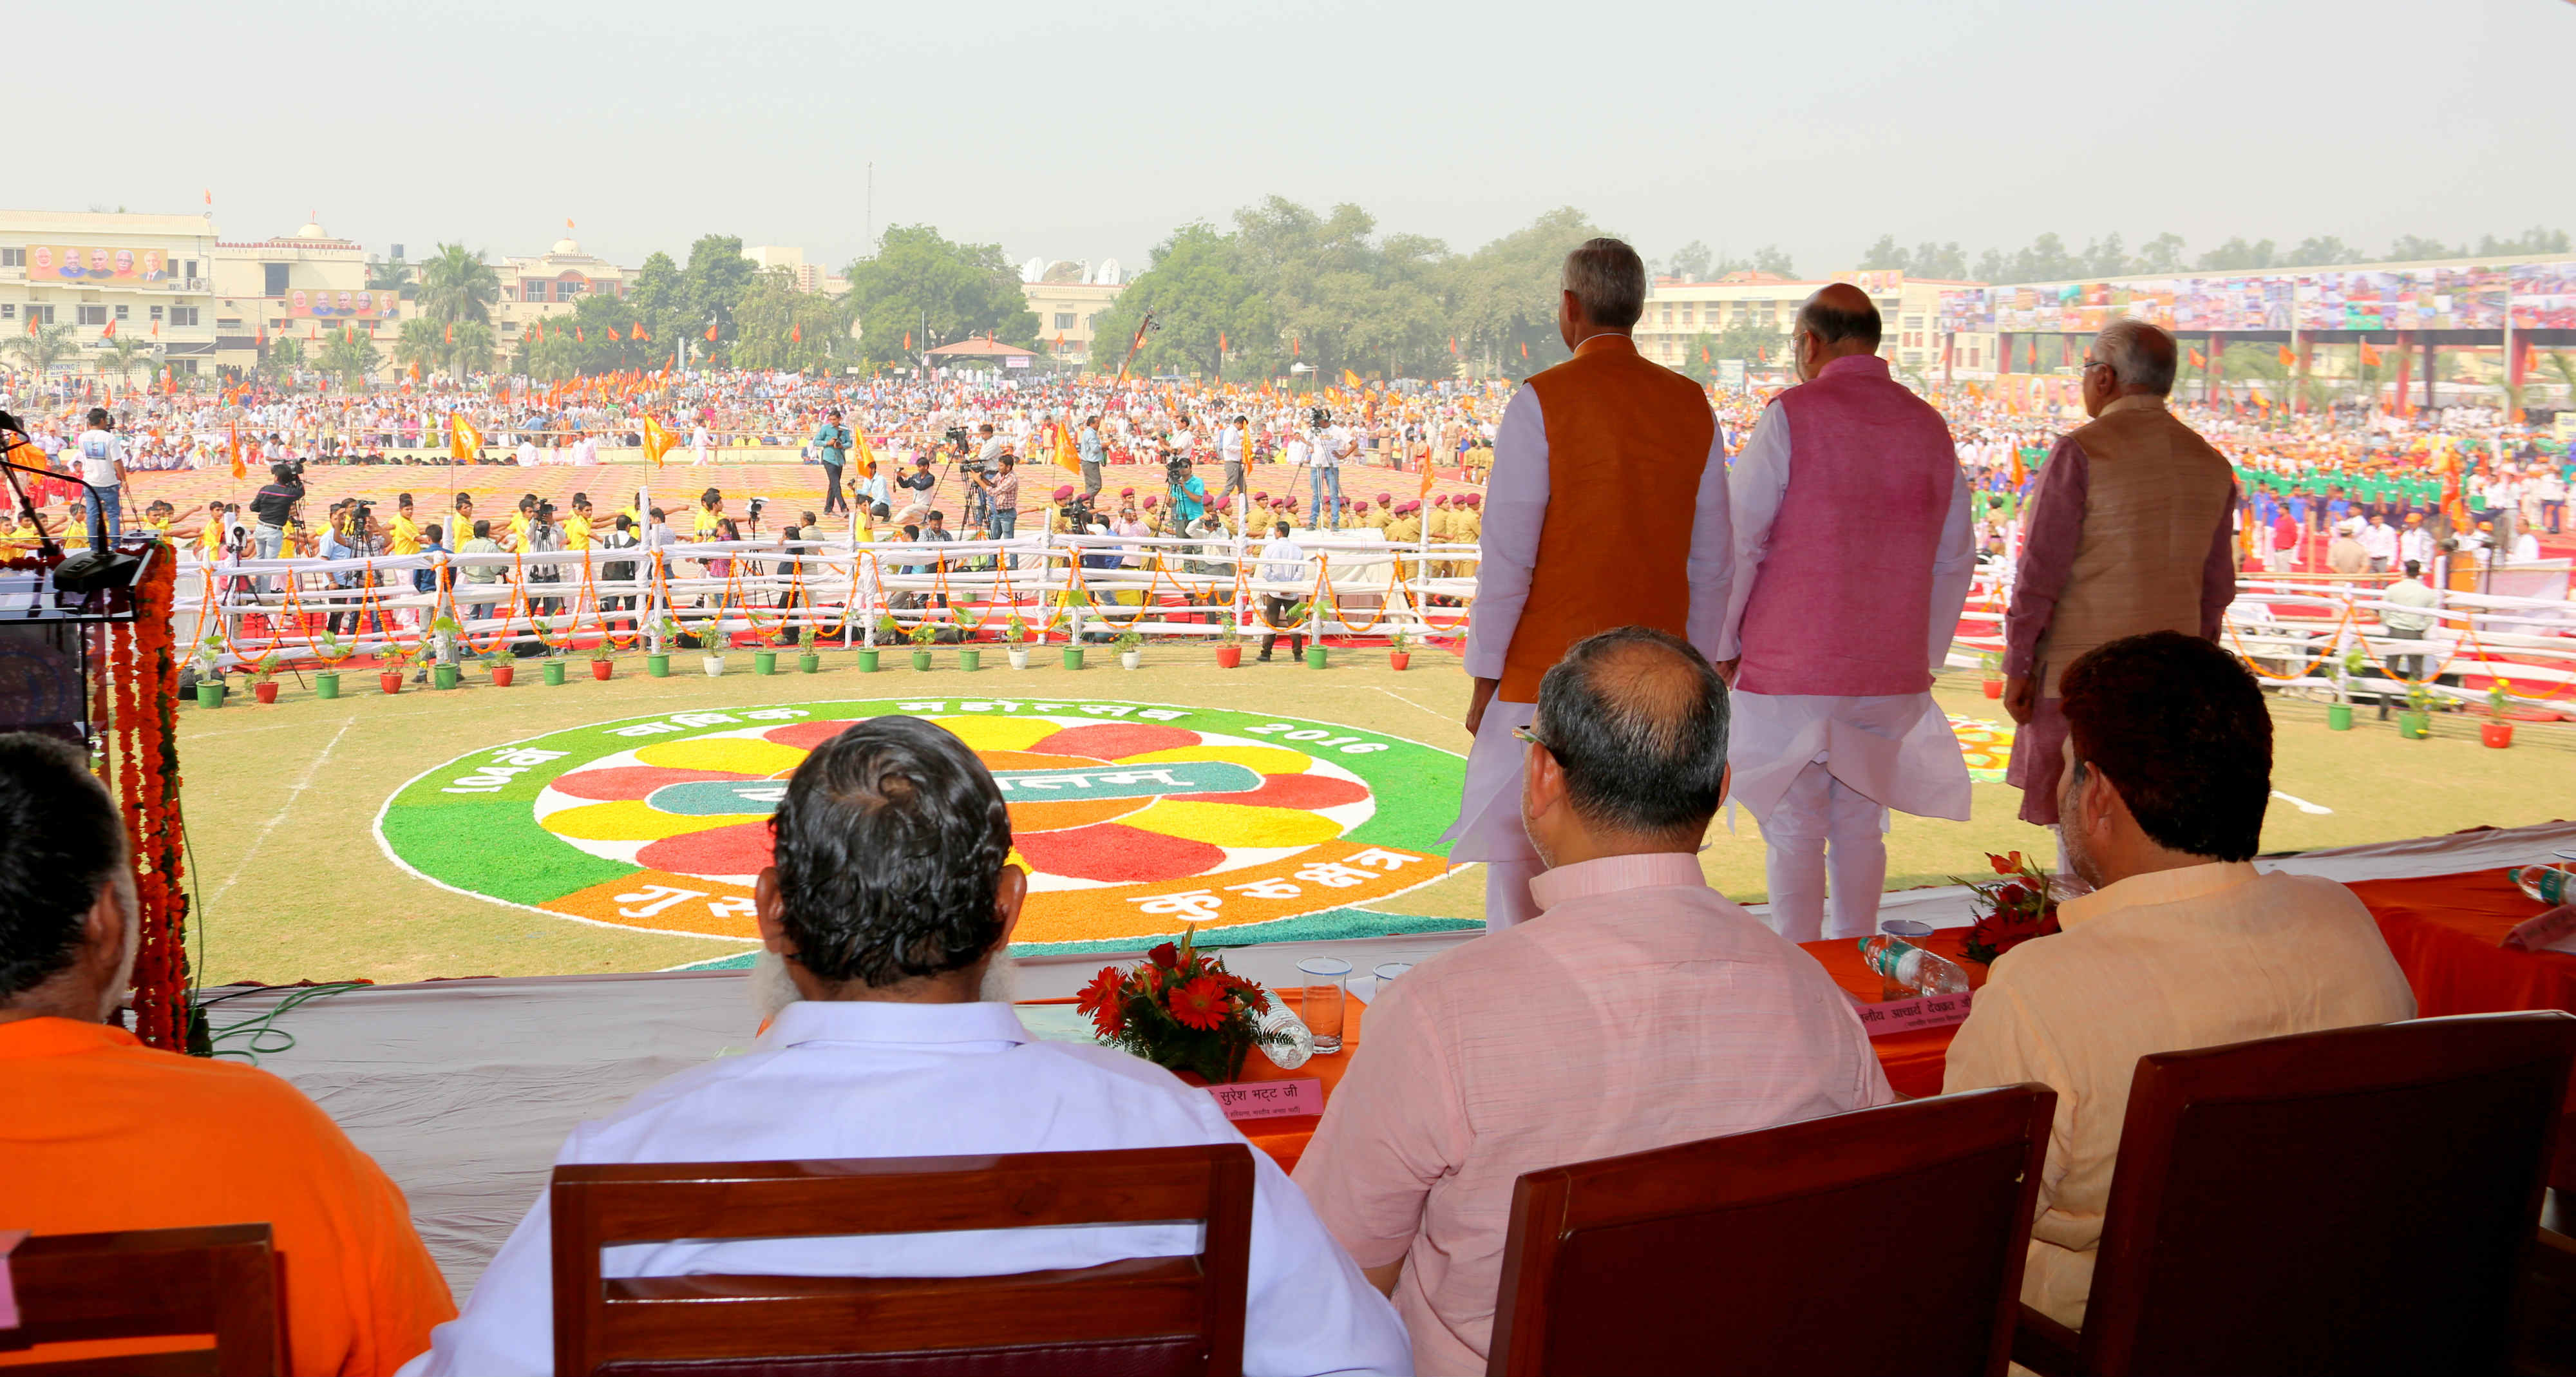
left=2002, top=319, right=2238, bottom=826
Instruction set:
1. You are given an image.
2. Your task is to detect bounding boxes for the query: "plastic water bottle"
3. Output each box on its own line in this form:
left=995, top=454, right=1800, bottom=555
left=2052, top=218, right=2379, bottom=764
left=1256, top=1004, right=1314, bottom=1070
left=1857, top=934, right=1971, bottom=998
left=2510, top=865, right=2571, bottom=907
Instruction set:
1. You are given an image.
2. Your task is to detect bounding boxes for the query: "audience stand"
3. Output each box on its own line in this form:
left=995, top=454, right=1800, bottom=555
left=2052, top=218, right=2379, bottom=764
left=1485, top=1084, right=2058, bottom=1377
left=549, top=1144, right=1253, bottom=1377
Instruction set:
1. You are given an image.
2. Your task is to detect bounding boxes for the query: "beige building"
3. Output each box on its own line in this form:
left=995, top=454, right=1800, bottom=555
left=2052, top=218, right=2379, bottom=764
left=492, top=234, right=632, bottom=352
left=210, top=218, right=376, bottom=375
left=1022, top=280, right=1122, bottom=365
left=1, top=209, right=221, bottom=380
left=1634, top=269, right=1973, bottom=386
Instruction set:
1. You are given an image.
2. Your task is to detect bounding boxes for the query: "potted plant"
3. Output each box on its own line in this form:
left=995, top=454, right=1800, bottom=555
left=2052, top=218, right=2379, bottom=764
left=379, top=640, right=414, bottom=694
left=488, top=653, right=515, bottom=688
left=797, top=625, right=822, bottom=674
left=542, top=654, right=567, bottom=686
left=2325, top=645, right=2360, bottom=731
left=430, top=616, right=463, bottom=690
left=2397, top=679, right=2432, bottom=740
left=250, top=654, right=281, bottom=705
left=313, top=630, right=341, bottom=699
left=1005, top=614, right=1030, bottom=670
left=1956, top=850, right=2063, bottom=966
left=1979, top=651, right=2005, bottom=699
left=957, top=626, right=981, bottom=673
left=1074, top=930, right=1283, bottom=1084
left=646, top=615, right=676, bottom=678
left=909, top=619, right=936, bottom=672
left=753, top=641, right=778, bottom=675
left=2482, top=677, right=2515, bottom=749
left=1117, top=629, right=1143, bottom=670
left=590, top=641, right=616, bottom=680
left=697, top=620, right=726, bottom=676
left=1061, top=638, right=1086, bottom=670
left=1388, top=628, right=1412, bottom=672
left=1214, top=609, right=1242, bottom=669
left=193, top=633, right=227, bottom=708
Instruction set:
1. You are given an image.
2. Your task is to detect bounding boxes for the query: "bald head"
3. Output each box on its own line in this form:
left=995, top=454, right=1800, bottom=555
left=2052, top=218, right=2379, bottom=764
left=1531, top=627, right=1730, bottom=840
left=1797, top=283, right=1882, bottom=354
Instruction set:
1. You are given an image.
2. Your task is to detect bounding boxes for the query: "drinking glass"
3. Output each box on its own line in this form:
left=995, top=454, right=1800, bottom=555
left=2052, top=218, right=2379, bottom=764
left=1296, top=956, right=1353, bottom=1054
left=1372, top=961, right=1414, bottom=985
left=1879, top=919, right=1936, bottom=1002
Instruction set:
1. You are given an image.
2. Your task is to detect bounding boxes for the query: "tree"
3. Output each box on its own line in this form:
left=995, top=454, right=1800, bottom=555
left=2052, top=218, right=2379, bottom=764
left=2080, top=233, right=2128, bottom=278
left=2284, top=235, right=2356, bottom=267
left=1749, top=245, right=1795, bottom=277
left=1449, top=206, right=1605, bottom=381
left=366, top=252, right=413, bottom=298
left=2475, top=226, right=2571, bottom=256
left=417, top=243, right=498, bottom=325
left=261, top=336, right=307, bottom=379
left=624, top=251, right=687, bottom=362
left=1859, top=236, right=1968, bottom=278
left=101, top=334, right=147, bottom=388
left=681, top=235, right=759, bottom=356
left=731, top=268, right=847, bottom=372
left=6, top=321, right=79, bottom=376
left=2387, top=234, right=2461, bottom=262
left=314, top=326, right=383, bottom=385
left=2196, top=236, right=2278, bottom=271
left=840, top=225, right=1036, bottom=370
left=393, top=316, right=495, bottom=379
left=1857, top=234, right=1907, bottom=271
left=1087, top=222, right=1276, bottom=379
left=1664, top=240, right=1714, bottom=281
left=2133, top=232, right=2188, bottom=274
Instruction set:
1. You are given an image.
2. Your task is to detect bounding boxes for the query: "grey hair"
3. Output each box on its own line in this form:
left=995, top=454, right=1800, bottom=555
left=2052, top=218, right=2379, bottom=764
left=1531, top=627, right=1729, bottom=836
left=2096, top=319, right=2178, bottom=396
left=1560, top=238, right=1647, bottom=331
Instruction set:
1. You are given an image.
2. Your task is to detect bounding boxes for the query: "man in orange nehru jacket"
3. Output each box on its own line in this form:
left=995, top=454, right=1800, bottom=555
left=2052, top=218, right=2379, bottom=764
left=1448, top=238, right=1732, bottom=930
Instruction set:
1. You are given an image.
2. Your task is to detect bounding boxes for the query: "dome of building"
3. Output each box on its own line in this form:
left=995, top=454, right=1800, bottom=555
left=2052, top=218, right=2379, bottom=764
left=553, top=237, right=580, bottom=256
left=296, top=221, right=328, bottom=239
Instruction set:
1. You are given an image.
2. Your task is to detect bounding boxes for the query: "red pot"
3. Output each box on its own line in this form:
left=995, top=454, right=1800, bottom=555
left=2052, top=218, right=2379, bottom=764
left=591, top=660, right=613, bottom=680
left=252, top=681, right=279, bottom=705
left=490, top=664, right=515, bottom=687
left=1390, top=651, right=1410, bottom=670
left=2481, top=721, right=2514, bottom=749
left=379, top=672, right=403, bottom=695
left=1982, top=678, right=2004, bottom=699
left=1216, top=645, right=1242, bottom=669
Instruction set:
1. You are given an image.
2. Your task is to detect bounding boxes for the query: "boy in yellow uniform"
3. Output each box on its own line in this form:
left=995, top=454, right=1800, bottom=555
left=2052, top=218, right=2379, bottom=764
left=386, top=494, right=424, bottom=556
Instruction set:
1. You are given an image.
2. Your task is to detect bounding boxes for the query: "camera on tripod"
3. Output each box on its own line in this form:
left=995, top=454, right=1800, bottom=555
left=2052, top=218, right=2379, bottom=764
left=1307, top=406, right=1332, bottom=430
left=942, top=426, right=971, bottom=451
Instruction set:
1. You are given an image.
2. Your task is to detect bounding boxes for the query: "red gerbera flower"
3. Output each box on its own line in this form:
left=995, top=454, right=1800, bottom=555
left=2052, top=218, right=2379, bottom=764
left=1170, top=976, right=1231, bottom=1031
left=1990, top=851, right=2023, bottom=875
left=1147, top=942, right=1180, bottom=971
left=1076, top=967, right=1128, bottom=1036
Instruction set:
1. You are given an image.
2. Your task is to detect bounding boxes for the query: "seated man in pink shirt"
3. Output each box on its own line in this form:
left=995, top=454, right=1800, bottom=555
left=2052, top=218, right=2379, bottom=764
left=1293, top=627, right=1893, bottom=1376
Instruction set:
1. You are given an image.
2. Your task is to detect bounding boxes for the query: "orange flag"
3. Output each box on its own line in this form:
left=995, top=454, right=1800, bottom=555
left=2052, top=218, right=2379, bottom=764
left=641, top=416, right=675, bottom=466
left=791, top=323, right=802, bottom=343
left=632, top=322, right=650, bottom=340
left=2277, top=344, right=2297, bottom=368
left=2360, top=341, right=2382, bottom=367
left=2188, top=348, right=2207, bottom=368
left=228, top=421, right=245, bottom=480
left=704, top=323, right=719, bottom=342
left=605, top=326, right=621, bottom=341
left=576, top=326, right=585, bottom=342
left=100, top=318, right=115, bottom=339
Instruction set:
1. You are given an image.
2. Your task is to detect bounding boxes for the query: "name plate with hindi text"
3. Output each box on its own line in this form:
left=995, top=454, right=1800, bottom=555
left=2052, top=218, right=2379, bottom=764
left=1847, top=989, right=1973, bottom=1037
left=1206, top=1078, right=1324, bottom=1121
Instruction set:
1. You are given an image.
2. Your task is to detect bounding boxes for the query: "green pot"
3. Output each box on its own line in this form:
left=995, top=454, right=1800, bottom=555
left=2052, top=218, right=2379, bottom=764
left=753, top=650, right=777, bottom=676
left=314, top=671, right=340, bottom=700
left=542, top=660, right=565, bottom=686
left=799, top=653, right=820, bottom=674
left=433, top=663, right=460, bottom=690
left=2325, top=703, right=2353, bottom=731
left=958, top=648, right=981, bottom=672
left=1305, top=645, right=1329, bottom=669
left=195, top=681, right=225, bottom=708
left=911, top=649, right=933, bottom=671
left=1061, top=646, right=1085, bottom=670
left=856, top=648, right=880, bottom=672
left=646, top=653, right=671, bottom=678
left=2397, top=710, right=2430, bottom=739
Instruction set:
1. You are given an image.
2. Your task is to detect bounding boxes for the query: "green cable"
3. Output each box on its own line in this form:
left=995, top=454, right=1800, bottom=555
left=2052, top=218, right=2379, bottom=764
left=199, top=982, right=370, bottom=1065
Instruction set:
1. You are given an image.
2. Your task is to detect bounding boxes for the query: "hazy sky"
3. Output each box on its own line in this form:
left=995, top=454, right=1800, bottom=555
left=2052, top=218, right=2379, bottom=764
left=36, top=0, right=2576, bottom=278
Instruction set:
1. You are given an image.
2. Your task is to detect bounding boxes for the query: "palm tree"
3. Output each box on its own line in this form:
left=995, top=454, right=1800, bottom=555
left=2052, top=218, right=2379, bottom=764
left=102, top=334, right=148, bottom=388
left=366, top=253, right=413, bottom=296
left=315, top=328, right=383, bottom=386
left=417, top=243, right=498, bottom=325
left=5, top=321, right=79, bottom=377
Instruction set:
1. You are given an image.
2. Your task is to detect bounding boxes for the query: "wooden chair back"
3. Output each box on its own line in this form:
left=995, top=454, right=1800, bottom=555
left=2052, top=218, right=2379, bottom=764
left=2072, top=1011, right=2576, bottom=1376
left=549, top=1144, right=1254, bottom=1377
left=1486, top=1085, right=2058, bottom=1377
left=0, top=1224, right=279, bottom=1376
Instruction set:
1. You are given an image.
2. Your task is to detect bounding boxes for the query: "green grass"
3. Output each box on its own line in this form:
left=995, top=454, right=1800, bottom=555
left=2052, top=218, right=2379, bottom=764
left=176, top=650, right=2573, bottom=987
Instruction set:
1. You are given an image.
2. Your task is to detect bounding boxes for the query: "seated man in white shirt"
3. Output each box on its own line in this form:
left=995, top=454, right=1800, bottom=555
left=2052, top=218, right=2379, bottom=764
left=406, top=717, right=1409, bottom=1377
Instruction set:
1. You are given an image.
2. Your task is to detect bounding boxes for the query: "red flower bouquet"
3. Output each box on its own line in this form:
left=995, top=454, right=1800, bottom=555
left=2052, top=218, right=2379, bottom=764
left=1075, top=929, right=1276, bottom=1083
left=1956, top=850, right=2063, bottom=966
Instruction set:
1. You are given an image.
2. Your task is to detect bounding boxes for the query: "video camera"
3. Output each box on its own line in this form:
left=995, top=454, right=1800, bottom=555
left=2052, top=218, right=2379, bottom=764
left=1307, top=406, right=1332, bottom=430
left=942, top=426, right=972, bottom=451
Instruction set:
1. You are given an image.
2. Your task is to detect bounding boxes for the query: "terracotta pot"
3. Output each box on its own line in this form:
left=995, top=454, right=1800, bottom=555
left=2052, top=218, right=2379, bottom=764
left=1216, top=645, right=1242, bottom=669
left=1389, top=651, right=1410, bottom=671
left=379, top=672, right=403, bottom=694
left=252, top=681, right=279, bottom=705
left=1982, top=678, right=2004, bottom=699
left=592, top=659, right=614, bottom=680
left=490, top=663, right=515, bottom=687
left=2481, top=721, right=2514, bottom=749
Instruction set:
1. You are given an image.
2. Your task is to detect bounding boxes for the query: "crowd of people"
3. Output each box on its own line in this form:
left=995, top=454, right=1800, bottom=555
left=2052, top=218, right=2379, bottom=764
left=0, top=240, right=2510, bottom=1377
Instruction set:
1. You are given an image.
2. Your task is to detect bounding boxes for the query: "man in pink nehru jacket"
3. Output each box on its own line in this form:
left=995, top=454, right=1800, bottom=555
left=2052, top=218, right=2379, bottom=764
left=1716, top=283, right=1976, bottom=944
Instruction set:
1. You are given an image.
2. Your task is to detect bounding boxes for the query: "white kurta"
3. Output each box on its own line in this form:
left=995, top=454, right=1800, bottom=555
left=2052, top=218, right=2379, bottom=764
left=1718, top=403, right=1976, bottom=824
left=1444, top=383, right=1734, bottom=862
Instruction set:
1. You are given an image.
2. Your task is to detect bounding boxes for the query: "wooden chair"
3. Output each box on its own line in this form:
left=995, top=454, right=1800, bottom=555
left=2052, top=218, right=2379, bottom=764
left=549, top=1144, right=1254, bottom=1377
left=0, top=1223, right=280, bottom=1376
left=1486, top=1084, right=2058, bottom=1377
left=2013, top=1011, right=2576, bottom=1377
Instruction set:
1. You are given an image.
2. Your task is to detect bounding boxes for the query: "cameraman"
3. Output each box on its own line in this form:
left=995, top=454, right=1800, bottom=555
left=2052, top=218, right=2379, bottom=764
left=1077, top=413, right=1104, bottom=497
left=74, top=409, right=128, bottom=546
left=249, top=461, right=306, bottom=594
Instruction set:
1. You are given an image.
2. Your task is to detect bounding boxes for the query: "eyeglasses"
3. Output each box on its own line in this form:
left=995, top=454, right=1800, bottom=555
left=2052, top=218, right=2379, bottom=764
left=1511, top=723, right=1552, bottom=756
left=2081, top=359, right=2112, bottom=374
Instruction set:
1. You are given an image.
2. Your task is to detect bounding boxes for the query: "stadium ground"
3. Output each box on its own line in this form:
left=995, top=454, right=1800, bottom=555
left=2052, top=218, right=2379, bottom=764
left=174, top=643, right=2575, bottom=989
